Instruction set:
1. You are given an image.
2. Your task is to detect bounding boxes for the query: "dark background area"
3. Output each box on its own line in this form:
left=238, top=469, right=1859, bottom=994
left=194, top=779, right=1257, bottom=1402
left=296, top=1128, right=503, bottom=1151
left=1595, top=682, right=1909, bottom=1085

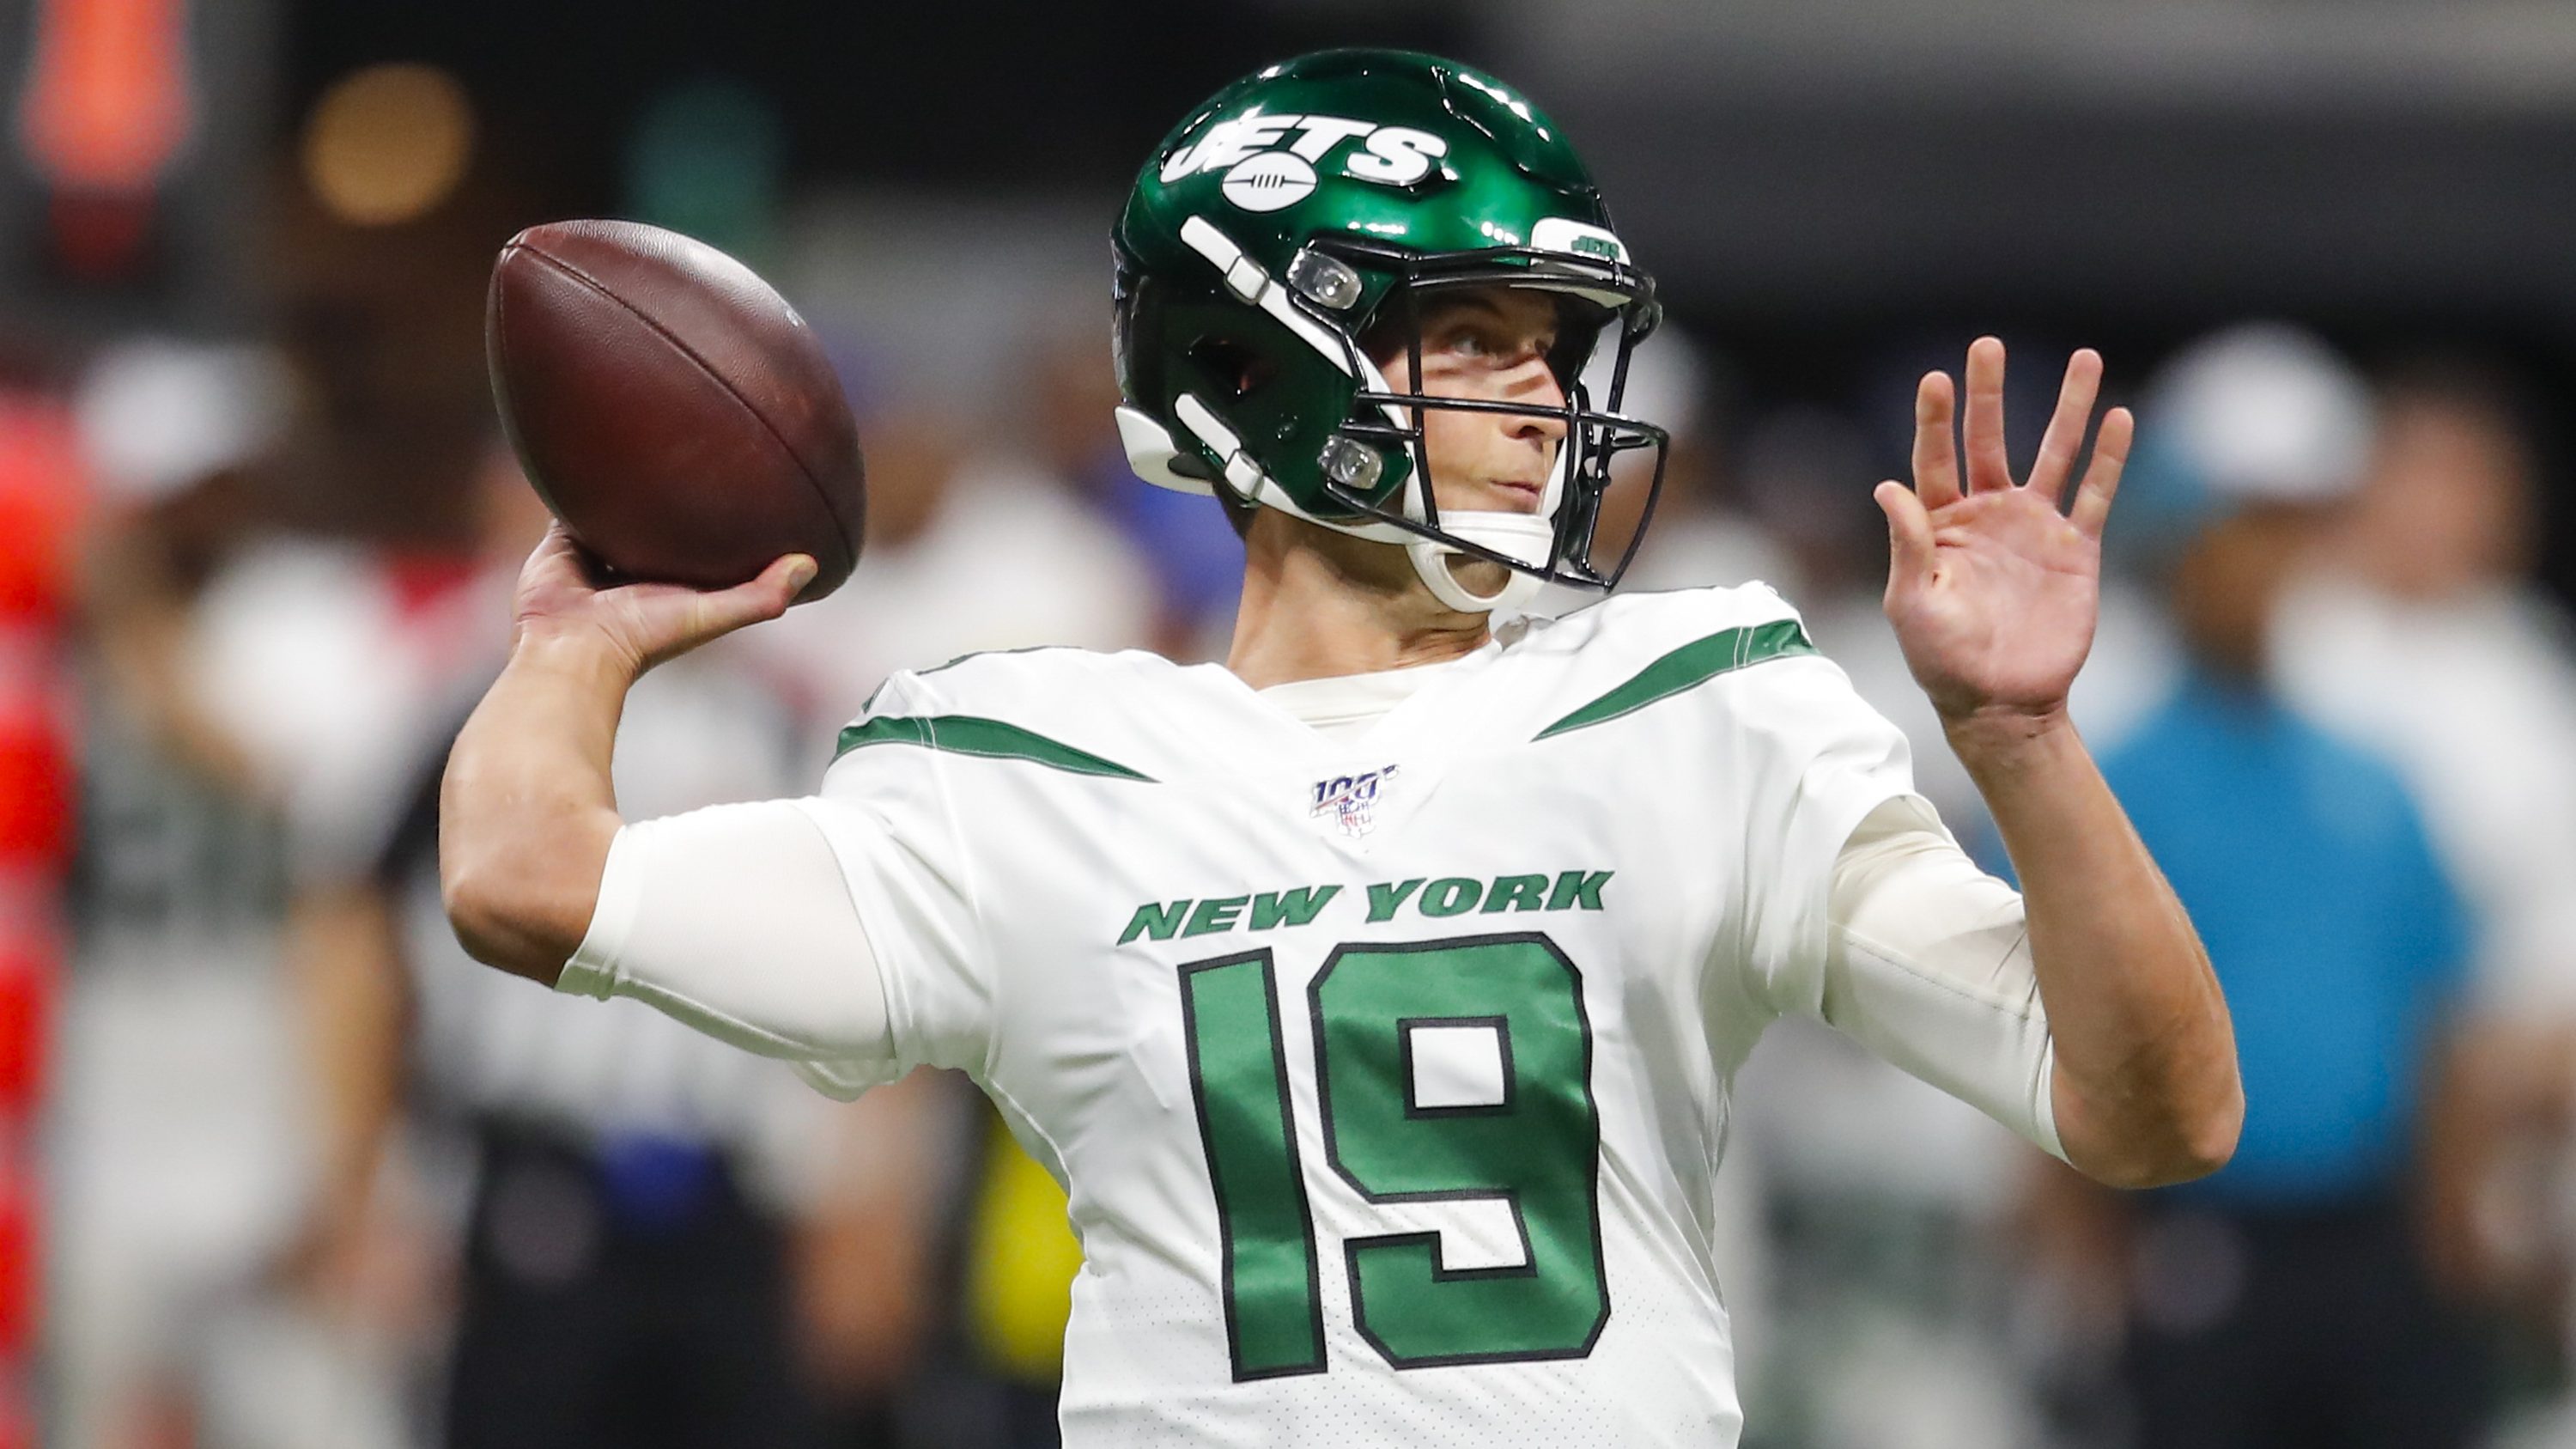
left=9, top=0, right=2572, bottom=575
left=251, top=0, right=2576, bottom=598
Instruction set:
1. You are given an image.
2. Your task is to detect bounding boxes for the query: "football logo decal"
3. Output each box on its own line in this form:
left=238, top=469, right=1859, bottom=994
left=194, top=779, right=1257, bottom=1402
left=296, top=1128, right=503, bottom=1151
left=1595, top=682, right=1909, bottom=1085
left=1222, top=153, right=1317, bottom=212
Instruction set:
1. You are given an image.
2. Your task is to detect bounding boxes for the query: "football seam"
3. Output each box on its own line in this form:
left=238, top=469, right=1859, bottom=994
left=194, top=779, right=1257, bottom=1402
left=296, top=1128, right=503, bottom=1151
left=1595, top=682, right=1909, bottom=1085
left=505, top=242, right=859, bottom=578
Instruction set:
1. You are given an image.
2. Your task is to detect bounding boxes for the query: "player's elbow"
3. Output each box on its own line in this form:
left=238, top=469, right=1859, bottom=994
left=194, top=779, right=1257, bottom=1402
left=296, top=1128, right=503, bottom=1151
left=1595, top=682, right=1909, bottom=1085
left=2181, top=1080, right=2245, bottom=1178
left=2060, top=1070, right=2244, bottom=1190
left=439, top=814, right=614, bottom=988
left=2115, top=1088, right=2241, bottom=1190
left=441, top=849, right=557, bottom=984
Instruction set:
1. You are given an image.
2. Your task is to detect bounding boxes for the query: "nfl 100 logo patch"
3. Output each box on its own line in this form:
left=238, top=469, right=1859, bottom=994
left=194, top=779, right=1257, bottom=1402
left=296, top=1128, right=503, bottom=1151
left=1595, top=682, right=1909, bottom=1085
left=1310, top=765, right=1400, bottom=839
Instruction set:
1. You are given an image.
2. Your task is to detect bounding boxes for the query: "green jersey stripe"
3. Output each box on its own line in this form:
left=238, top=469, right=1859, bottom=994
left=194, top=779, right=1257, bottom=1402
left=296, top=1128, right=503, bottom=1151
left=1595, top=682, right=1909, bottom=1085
left=1534, top=618, right=1816, bottom=740
left=835, top=715, right=1157, bottom=782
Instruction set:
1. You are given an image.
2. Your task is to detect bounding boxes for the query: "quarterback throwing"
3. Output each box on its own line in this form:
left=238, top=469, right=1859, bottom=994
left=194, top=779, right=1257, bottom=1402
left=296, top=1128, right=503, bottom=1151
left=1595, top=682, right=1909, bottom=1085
left=440, top=50, right=2239, bottom=1447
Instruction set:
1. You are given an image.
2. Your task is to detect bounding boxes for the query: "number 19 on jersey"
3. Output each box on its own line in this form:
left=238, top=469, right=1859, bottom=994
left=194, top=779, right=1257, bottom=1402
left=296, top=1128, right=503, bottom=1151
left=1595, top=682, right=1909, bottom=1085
left=1178, top=932, right=1610, bottom=1379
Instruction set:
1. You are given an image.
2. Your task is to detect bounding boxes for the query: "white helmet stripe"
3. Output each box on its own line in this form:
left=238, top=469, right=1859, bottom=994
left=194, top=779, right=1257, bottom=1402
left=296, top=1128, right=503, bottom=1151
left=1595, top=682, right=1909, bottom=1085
left=1178, top=216, right=1413, bottom=442
left=1170, top=393, right=1413, bottom=544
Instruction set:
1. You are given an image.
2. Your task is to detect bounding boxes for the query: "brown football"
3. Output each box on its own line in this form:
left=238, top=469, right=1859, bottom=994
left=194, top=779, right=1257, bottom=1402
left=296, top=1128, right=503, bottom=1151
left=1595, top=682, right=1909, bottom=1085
left=486, top=219, right=864, bottom=600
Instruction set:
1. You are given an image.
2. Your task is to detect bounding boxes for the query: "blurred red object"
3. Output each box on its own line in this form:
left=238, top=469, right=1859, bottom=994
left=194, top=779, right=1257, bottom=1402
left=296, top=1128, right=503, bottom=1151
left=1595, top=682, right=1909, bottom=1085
left=14, top=0, right=194, bottom=279
left=0, top=398, right=82, bottom=870
left=0, top=399, right=84, bottom=625
left=0, top=675, right=73, bottom=872
left=0, top=391, right=78, bottom=1437
left=0, top=898, right=58, bottom=1112
left=0, top=1125, right=32, bottom=1356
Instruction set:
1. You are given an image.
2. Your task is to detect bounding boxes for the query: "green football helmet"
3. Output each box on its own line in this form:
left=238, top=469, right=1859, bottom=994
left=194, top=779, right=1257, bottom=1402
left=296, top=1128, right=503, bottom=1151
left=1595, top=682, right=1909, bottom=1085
left=1112, top=48, right=1668, bottom=612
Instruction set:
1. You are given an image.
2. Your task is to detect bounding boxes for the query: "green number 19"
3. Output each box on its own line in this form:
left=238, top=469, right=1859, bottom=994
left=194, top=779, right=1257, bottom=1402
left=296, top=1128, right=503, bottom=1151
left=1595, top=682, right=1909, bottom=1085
left=1178, top=932, right=1608, bottom=1379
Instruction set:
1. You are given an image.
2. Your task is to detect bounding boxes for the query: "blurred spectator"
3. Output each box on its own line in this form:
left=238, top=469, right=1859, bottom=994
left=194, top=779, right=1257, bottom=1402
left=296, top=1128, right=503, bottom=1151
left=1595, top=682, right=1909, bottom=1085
left=58, top=335, right=411, bottom=1449
left=74, top=338, right=295, bottom=798
left=280, top=453, right=950, bottom=1449
left=1602, top=325, right=1792, bottom=600
left=2270, top=362, right=2576, bottom=1429
left=1032, top=327, right=1242, bottom=661
left=2034, top=325, right=2488, bottom=1449
left=2275, top=362, right=2576, bottom=1015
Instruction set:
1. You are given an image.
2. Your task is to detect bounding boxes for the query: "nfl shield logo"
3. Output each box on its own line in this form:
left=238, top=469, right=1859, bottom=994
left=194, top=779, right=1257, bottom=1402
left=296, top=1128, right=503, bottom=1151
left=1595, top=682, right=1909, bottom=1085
left=1310, top=765, right=1400, bottom=839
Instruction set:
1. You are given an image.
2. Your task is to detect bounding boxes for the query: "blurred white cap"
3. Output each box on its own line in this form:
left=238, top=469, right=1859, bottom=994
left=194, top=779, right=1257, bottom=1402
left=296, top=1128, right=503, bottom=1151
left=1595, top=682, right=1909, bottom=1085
left=2144, top=322, right=2372, bottom=508
left=76, top=338, right=293, bottom=504
left=1593, top=323, right=1708, bottom=442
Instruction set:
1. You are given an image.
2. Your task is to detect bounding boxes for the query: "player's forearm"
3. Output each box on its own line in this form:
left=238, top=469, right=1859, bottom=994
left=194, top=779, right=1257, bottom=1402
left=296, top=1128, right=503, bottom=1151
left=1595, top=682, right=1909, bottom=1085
left=439, top=630, right=631, bottom=985
left=1949, top=707, right=2241, bottom=1189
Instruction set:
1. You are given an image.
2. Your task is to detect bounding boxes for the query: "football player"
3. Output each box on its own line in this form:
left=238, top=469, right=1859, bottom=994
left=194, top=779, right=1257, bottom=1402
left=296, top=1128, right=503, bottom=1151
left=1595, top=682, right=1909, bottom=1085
left=440, top=50, right=2239, bottom=1446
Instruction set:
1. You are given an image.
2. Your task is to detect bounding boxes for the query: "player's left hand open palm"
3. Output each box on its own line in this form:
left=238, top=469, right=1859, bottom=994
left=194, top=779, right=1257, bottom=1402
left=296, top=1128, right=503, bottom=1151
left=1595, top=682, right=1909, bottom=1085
left=1876, top=338, right=2132, bottom=727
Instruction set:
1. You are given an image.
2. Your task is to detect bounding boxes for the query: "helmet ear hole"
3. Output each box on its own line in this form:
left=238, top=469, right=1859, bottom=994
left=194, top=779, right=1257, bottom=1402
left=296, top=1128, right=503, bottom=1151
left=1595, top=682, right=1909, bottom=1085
left=1185, top=338, right=1271, bottom=401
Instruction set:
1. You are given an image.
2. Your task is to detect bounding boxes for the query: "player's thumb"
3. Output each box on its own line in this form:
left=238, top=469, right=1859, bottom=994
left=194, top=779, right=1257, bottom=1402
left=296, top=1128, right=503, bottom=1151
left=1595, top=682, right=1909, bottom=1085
left=732, top=553, right=817, bottom=624
left=1874, top=482, right=1935, bottom=587
left=677, top=554, right=816, bottom=653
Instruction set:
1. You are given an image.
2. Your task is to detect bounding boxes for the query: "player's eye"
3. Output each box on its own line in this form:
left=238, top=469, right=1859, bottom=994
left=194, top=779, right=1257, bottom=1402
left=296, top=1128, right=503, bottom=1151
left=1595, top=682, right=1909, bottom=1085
left=1429, top=319, right=1536, bottom=365
left=1419, top=317, right=1485, bottom=356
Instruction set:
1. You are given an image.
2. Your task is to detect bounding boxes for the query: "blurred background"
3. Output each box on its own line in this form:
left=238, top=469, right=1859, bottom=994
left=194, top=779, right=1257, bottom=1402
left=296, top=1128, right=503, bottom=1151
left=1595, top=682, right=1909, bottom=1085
left=8, top=0, right=2576, bottom=1446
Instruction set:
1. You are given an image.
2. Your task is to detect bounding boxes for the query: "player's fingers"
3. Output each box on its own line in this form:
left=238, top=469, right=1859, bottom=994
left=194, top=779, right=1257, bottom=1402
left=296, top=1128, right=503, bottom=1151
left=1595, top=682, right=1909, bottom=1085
left=509, top=524, right=605, bottom=634
left=1874, top=480, right=1936, bottom=597
left=2030, top=349, right=2102, bottom=506
left=1962, top=336, right=2012, bottom=493
left=1911, top=371, right=1962, bottom=509
left=2069, top=407, right=2135, bottom=539
left=519, top=520, right=581, bottom=581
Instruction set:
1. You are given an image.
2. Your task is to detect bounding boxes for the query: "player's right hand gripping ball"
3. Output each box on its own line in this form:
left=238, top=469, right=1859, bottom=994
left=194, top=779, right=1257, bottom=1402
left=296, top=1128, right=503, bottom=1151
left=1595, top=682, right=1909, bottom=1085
left=486, top=219, right=865, bottom=600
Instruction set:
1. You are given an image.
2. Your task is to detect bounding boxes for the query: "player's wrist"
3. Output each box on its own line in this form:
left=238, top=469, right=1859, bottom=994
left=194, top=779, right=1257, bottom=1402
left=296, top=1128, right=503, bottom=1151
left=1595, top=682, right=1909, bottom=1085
left=507, top=620, right=647, bottom=691
left=1940, top=701, right=2081, bottom=780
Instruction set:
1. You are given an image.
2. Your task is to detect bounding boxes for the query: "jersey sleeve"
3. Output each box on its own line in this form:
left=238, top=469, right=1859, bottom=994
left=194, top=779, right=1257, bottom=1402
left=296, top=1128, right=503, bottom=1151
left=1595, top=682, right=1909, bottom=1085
left=1820, top=797, right=2064, bottom=1160
left=1725, top=606, right=1924, bottom=1003
left=1715, top=615, right=2063, bottom=1158
left=799, top=671, right=999, bottom=1081
left=554, top=799, right=902, bottom=1099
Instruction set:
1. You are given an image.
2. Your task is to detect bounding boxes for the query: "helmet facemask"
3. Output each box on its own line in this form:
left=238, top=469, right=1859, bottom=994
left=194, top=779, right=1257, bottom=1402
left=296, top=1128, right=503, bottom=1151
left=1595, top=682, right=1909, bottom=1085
left=1313, top=239, right=1669, bottom=612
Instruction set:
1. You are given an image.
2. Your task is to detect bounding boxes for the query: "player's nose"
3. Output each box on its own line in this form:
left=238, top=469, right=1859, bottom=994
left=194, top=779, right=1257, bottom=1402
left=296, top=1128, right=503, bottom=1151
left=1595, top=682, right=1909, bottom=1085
left=1506, top=365, right=1570, bottom=444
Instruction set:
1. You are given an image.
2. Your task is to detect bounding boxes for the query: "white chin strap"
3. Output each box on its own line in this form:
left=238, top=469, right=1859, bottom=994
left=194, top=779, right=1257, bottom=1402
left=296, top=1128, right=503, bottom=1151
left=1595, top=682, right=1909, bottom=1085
left=1408, top=438, right=1572, bottom=614
left=1130, top=393, right=1566, bottom=617
left=1408, top=513, right=1552, bottom=613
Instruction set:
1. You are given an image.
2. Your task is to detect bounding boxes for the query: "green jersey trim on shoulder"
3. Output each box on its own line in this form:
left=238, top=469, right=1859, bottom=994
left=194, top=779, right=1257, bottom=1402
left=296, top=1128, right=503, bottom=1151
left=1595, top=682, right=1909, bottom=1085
left=835, top=715, right=1157, bottom=782
left=1534, top=618, right=1816, bottom=740
left=911, top=642, right=1081, bottom=679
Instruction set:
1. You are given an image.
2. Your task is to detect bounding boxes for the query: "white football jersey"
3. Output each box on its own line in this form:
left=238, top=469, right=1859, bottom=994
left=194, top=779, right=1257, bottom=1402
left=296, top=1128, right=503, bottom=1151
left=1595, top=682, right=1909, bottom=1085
left=799, top=583, right=1919, bottom=1447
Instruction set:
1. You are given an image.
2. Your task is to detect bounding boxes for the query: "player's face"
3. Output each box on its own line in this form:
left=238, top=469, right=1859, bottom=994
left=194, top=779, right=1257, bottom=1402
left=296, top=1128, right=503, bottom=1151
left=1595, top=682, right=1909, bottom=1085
left=1372, top=286, right=1570, bottom=519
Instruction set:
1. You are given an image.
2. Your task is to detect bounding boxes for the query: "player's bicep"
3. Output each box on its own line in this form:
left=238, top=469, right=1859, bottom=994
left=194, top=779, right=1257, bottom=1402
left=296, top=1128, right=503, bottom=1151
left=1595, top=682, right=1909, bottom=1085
left=556, top=800, right=895, bottom=1071
left=1819, top=797, right=2065, bottom=1160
